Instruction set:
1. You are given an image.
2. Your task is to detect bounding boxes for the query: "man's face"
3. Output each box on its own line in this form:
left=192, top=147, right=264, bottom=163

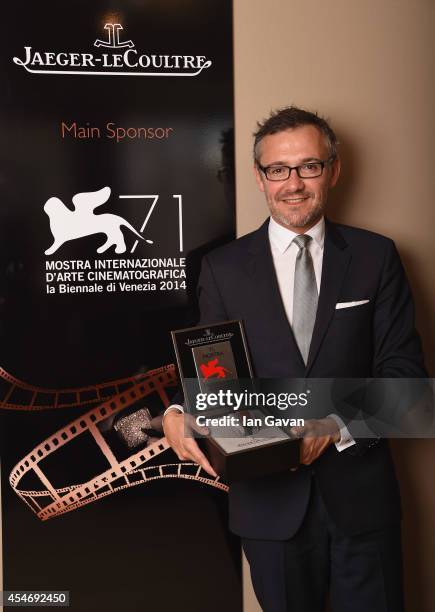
left=254, top=125, right=340, bottom=232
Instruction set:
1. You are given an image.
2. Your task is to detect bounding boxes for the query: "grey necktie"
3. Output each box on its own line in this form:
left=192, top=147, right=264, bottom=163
left=292, top=234, right=318, bottom=364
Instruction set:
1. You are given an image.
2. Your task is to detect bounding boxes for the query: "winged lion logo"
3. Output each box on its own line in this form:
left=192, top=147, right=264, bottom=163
left=44, top=186, right=144, bottom=255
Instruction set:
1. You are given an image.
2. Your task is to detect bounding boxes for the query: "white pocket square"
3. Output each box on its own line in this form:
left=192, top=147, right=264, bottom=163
left=335, top=300, right=369, bottom=310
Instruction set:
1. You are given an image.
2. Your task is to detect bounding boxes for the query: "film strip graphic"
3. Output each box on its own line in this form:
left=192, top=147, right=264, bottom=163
left=0, top=365, right=161, bottom=412
left=2, top=366, right=228, bottom=520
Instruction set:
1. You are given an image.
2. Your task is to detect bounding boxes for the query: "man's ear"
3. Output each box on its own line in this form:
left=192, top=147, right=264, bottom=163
left=329, top=157, right=341, bottom=188
left=254, top=163, right=265, bottom=193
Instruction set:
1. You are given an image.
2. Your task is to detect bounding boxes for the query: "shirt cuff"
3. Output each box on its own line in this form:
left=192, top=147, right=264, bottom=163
left=163, top=404, right=184, bottom=418
left=328, top=413, right=356, bottom=452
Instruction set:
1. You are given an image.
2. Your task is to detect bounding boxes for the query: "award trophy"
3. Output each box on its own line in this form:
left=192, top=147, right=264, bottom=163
left=171, top=320, right=300, bottom=481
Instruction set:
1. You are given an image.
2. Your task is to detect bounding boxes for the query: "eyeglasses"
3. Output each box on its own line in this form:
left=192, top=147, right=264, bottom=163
left=257, top=156, right=335, bottom=181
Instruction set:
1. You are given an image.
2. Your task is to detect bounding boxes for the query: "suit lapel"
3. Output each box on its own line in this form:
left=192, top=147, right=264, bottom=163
left=306, top=220, right=351, bottom=373
left=247, top=221, right=306, bottom=373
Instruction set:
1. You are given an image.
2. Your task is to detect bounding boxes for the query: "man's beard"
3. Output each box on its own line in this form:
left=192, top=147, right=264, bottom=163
left=269, top=194, right=325, bottom=229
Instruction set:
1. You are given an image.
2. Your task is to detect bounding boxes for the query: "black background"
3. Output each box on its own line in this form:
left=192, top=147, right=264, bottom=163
left=0, top=2, right=240, bottom=610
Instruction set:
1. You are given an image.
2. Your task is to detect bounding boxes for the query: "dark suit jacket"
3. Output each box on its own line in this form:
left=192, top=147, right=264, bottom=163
left=196, top=218, right=427, bottom=540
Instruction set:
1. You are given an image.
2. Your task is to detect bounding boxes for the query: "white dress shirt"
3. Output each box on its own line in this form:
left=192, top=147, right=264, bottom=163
left=268, top=216, right=355, bottom=452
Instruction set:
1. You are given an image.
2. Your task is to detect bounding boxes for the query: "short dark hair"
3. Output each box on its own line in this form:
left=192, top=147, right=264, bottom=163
left=253, top=106, right=338, bottom=161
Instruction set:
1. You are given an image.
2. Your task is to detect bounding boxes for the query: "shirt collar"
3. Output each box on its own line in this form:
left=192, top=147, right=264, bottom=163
left=268, top=215, right=325, bottom=254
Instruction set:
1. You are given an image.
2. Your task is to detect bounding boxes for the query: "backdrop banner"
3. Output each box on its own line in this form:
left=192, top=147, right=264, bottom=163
left=0, top=2, right=240, bottom=610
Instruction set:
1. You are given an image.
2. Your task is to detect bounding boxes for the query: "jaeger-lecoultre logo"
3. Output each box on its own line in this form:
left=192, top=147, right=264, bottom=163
left=13, top=23, right=212, bottom=77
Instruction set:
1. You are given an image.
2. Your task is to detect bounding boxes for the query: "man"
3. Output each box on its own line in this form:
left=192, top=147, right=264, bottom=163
left=163, top=107, right=427, bottom=611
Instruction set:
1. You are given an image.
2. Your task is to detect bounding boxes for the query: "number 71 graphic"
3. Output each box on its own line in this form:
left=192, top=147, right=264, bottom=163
left=119, top=194, right=183, bottom=253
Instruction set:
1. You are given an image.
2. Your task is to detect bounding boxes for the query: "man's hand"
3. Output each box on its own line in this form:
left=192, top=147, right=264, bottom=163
left=162, top=411, right=218, bottom=478
left=291, top=417, right=340, bottom=466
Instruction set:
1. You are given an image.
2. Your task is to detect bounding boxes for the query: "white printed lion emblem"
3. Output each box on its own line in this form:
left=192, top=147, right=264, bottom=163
left=44, top=186, right=143, bottom=255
